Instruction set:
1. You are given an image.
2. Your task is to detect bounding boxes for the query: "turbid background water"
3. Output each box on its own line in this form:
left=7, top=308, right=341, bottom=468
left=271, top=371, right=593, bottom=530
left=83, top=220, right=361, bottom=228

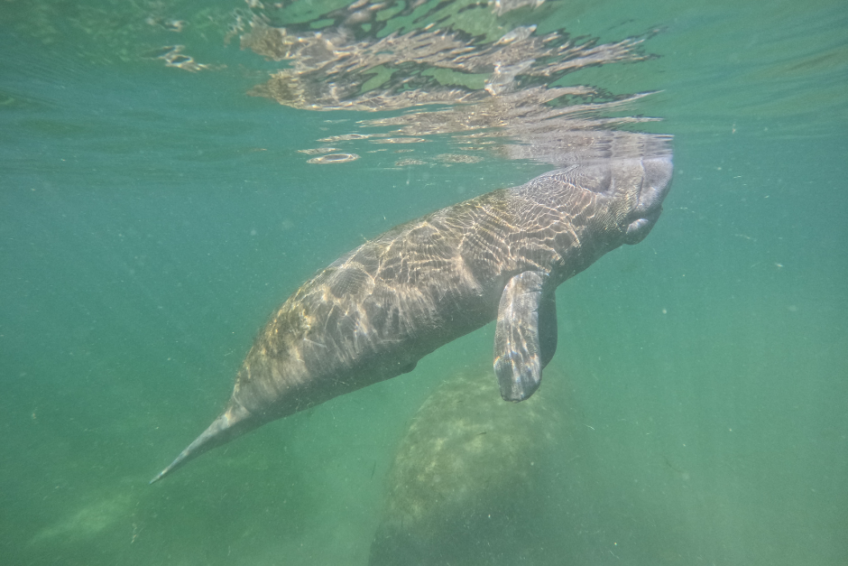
left=1, top=0, right=846, bottom=565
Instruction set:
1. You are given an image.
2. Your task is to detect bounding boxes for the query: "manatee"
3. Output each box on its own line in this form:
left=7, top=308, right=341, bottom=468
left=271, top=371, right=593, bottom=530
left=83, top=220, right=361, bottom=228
left=369, top=364, right=563, bottom=566
left=150, top=154, right=673, bottom=483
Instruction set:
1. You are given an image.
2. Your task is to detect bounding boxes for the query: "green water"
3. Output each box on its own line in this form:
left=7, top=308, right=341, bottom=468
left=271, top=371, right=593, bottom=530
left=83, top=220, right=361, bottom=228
left=1, top=0, right=846, bottom=565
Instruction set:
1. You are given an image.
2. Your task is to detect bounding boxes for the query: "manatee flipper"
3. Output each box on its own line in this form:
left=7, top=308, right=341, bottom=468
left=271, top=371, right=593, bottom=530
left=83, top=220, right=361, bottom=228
left=538, top=290, right=557, bottom=369
left=493, top=271, right=557, bottom=402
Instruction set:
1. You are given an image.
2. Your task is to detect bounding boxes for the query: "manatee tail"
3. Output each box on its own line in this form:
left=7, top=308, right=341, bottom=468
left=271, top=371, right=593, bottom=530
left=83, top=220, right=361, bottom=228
left=149, top=403, right=256, bottom=484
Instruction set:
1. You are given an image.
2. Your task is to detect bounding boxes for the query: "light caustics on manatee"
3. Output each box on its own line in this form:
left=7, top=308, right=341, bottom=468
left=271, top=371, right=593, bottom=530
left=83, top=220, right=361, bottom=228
left=150, top=0, right=674, bottom=484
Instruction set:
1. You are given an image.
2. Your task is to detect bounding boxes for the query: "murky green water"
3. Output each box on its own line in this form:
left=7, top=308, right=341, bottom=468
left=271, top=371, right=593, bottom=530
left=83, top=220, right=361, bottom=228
left=1, top=1, right=846, bottom=565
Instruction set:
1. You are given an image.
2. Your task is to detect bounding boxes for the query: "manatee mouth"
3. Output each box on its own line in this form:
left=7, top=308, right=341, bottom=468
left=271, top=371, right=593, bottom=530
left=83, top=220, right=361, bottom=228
left=625, top=207, right=662, bottom=244
left=624, top=155, right=673, bottom=245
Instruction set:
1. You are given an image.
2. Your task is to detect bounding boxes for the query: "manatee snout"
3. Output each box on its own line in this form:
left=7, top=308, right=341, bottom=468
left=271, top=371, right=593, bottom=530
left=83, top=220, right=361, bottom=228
left=625, top=155, right=674, bottom=244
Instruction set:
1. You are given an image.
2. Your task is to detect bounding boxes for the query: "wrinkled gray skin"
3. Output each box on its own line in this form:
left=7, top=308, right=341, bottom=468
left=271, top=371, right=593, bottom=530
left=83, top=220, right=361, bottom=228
left=151, top=155, right=673, bottom=483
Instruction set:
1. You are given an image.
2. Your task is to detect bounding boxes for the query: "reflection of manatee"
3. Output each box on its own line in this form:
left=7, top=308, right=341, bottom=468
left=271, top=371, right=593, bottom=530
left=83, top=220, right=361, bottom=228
left=370, top=364, right=564, bottom=566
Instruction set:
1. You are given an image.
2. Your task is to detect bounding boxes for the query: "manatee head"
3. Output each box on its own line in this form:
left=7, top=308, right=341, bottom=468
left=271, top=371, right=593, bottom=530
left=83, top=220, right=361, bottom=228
left=539, top=153, right=673, bottom=262
left=616, top=154, right=674, bottom=245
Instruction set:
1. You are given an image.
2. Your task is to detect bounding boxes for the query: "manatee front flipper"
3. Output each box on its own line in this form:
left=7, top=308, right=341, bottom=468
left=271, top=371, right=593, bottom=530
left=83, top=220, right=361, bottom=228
left=494, top=271, right=558, bottom=402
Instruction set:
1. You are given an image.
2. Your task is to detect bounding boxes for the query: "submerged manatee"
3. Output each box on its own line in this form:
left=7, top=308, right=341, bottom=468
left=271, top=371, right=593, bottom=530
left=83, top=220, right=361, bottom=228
left=370, top=364, right=563, bottom=566
left=151, top=155, right=673, bottom=483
